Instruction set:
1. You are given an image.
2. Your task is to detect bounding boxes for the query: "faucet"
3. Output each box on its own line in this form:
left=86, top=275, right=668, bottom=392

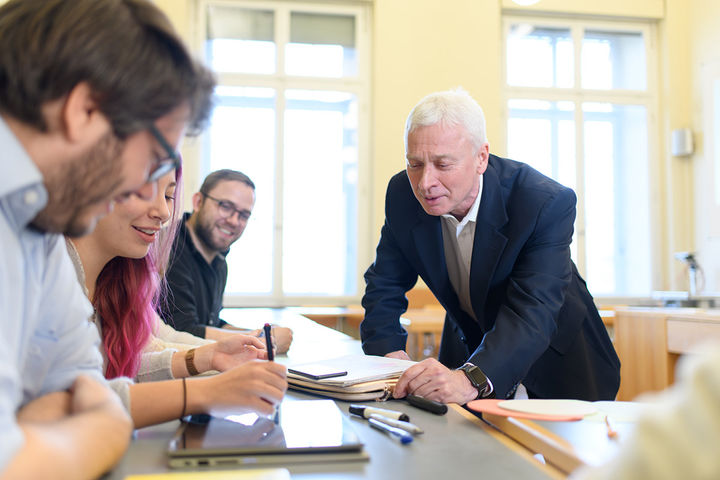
left=674, top=252, right=700, bottom=297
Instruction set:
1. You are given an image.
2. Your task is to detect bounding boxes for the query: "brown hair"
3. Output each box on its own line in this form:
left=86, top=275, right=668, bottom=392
left=0, top=0, right=215, bottom=138
left=200, top=169, right=256, bottom=195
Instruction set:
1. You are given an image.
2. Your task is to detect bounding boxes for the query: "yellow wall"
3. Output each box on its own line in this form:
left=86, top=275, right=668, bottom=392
left=658, top=0, right=693, bottom=290
left=371, top=0, right=502, bottom=240
left=501, top=0, right=664, bottom=18
left=689, top=0, right=720, bottom=291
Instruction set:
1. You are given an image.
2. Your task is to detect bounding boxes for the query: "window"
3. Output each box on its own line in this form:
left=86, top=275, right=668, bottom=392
left=198, top=1, right=370, bottom=305
left=504, top=18, right=657, bottom=296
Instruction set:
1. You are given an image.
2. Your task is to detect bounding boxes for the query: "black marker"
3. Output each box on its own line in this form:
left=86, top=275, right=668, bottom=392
left=349, top=405, right=410, bottom=422
left=263, top=323, right=274, bottom=361
left=406, top=394, right=448, bottom=415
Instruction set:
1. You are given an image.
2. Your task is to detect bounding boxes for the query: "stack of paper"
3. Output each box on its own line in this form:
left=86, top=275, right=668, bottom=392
left=286, top=354, right=416, bottom=401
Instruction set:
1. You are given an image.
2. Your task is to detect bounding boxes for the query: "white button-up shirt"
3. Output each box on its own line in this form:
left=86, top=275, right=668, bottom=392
left=440, top=175, right=483, bottom=320
left=0, top=117, right=105, bottom=470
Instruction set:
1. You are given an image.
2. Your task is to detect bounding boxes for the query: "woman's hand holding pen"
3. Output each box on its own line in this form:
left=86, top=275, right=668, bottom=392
left=189, top=361, right=288, bottom=417
left=253, top=325, right=294, bottom=354
left=200, top=334, right=269, bottom=372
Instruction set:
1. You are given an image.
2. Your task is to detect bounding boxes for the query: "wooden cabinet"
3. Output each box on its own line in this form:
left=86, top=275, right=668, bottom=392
left=613, top=307, right=720, bottom=400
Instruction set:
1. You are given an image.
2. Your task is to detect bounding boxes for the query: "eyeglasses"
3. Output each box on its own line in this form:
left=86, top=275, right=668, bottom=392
left=201, top=193, right=251, bottom=222
left=148, top=124, right=182, bottom=182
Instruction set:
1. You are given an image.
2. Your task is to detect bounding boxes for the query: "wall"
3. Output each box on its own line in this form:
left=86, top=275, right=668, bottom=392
left=689, top=0, right=720, bottom=292
left=153, top=0, right=204, bottom=200
left=657, top=0, right=693, bottom=291
left=501, top=0, right=664, bottom=19
left=371, top=0, right=502, bottom=242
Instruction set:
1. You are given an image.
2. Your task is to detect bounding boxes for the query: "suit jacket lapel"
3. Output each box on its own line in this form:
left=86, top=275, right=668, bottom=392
left=469, top=162, right=509, bottom=328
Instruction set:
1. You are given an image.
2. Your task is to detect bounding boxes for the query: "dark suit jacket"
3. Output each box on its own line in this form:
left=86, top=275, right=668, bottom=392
left=361, top=155, right=620, bottom=400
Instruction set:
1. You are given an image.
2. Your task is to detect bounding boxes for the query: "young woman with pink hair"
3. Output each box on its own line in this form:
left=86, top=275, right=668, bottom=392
left=68, top=169, right=286, bottom=427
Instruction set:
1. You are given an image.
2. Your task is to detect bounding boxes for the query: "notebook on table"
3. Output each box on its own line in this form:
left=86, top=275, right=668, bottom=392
left=286, top=354, right=416, bottom=401
left=167, top=399, right=367, bottom=468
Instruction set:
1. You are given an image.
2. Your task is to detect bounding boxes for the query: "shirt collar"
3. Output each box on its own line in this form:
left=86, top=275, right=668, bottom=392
left=0, top=116, right=48, bottom=230
left=441, top=174, right=483, bottom=229
left=0, top=117, right=44, bottom=196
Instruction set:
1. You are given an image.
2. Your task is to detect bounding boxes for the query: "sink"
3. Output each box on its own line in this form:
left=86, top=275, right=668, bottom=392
left=651, top=291, right=720, bottom=309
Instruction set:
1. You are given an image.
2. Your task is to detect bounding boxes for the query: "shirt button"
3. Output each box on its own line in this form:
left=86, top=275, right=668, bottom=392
left=24, top=189, right=39, bottom=205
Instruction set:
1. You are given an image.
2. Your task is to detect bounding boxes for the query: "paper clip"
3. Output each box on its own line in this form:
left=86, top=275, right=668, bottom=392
left=605, top=415, right=618, bottom=439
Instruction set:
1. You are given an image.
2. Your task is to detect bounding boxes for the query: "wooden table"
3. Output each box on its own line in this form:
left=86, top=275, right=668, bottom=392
left=286, top=306, right=365, bottom=338
left=480, top=404, right=641, bottom=475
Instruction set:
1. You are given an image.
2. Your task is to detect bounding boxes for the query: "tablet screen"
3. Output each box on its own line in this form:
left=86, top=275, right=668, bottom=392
left=168, top=400, right=363, bottom=457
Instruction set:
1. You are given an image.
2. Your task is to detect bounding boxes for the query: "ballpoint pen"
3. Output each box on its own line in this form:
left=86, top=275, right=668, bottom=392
left=263, top=323, right=274, bottom=361
left=263, top=323, right=278, bottom=423
left=368, top=413, right=424, bottom=435
left=368, top=417, right=413, bottom=444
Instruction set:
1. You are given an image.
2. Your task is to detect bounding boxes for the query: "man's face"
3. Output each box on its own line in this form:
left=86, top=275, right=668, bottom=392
left=405, top=123, right=489, bottom=219
left=32, top=106, right=189, bottom=236
left=193, top=180, right=256, bottom=255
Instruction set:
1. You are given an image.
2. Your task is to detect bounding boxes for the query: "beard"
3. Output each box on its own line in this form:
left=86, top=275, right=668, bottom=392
left=193, top=206, right=239, bottom=255
left=31, top=133, right=125, bottom=236
left=194, top=214, right=225, bottom=254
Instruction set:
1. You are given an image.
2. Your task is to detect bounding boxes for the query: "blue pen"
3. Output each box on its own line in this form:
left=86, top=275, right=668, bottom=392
left=368, top=417, right=413, bottom=444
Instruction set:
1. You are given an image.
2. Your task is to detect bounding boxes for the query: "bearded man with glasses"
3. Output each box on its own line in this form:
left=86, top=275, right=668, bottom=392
left=161, top=169, right=293, bottom=353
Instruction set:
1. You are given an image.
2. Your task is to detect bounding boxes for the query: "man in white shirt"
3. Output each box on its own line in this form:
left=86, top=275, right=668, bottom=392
left=0, top=1, right=215, bottom=478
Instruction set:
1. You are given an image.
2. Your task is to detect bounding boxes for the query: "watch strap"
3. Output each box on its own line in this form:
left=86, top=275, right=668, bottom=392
left=458, top=362, right=493, bottom=399
left=185, top=348, right=200, bottom=376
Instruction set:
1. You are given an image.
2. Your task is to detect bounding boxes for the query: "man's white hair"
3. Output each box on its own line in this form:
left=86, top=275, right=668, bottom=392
left=404, top=87, right=487, bottom=151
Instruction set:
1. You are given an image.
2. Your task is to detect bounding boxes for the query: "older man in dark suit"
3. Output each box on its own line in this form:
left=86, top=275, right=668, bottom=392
left=361, top=88, right=620, bottom=403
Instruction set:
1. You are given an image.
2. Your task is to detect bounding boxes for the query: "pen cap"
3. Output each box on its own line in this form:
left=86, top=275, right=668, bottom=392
left=348, top=405, right=365, bottom=417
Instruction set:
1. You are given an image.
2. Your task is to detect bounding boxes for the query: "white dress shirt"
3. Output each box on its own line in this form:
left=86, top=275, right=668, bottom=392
left=440, top=175, right=483, bottom=320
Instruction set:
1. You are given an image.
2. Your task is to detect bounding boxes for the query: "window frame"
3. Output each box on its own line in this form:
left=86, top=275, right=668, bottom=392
left=193, top=0, right=372, bottom=307
left=502, top=15, right=662, bottom=298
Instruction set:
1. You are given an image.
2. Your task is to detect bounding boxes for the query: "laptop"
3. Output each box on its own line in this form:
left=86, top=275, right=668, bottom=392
left=167, top=399, right=367, bottom=468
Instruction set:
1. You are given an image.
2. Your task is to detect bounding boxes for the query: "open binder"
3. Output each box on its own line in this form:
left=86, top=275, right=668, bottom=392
left=287, top=354, right=416, bottom=401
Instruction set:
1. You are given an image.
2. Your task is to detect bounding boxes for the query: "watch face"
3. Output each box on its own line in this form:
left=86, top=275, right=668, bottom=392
left=463, top=365, right=487, bottom=390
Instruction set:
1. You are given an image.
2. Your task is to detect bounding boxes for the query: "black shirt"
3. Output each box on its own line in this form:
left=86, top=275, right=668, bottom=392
left=160, top=213, right=227, bottom=338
